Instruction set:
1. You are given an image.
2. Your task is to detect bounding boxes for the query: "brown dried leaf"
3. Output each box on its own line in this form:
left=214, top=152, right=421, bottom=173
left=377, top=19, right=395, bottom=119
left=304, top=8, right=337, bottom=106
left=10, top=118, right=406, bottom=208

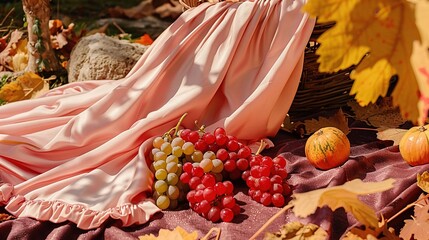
left=282, top=109, right=349, bottom=136
left=0, top=30, right=24, bottom=70
left=108, top=0, right=154, bottom=19
left=348, top=98, right=405, bottom=130
left=344, top=217, right=400, bottom=240
left=400, top=195, right=429, bottom=240
left=264, top=221, right=328, bottom=240
left=155, top=0, right=183, bottom=19
left=281, top=114, right=306, bottom=138
left=292, top=179, right=395, bottom=228
left=0, top=213, right=15, bottom=222
left=302, top=109, right=350, bottom=135
left=417, top=171, right=429, bottom=193
left=376, top=128, right=407, bottom=146
left=49, top=20, right=75, bottom=50
left=138, top=226, right=198, bottom=240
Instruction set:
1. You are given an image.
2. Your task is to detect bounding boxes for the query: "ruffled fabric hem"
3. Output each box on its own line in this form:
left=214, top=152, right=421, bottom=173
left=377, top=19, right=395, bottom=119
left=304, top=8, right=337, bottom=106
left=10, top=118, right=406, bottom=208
left=2, top=190, right=159, bottom=230
left=0, top=183, right=13, bottom=204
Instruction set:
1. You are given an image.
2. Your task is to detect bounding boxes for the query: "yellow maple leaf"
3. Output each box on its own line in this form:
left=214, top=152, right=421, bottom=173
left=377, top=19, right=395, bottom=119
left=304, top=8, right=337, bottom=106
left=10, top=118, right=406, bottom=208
left=0, top=80, right=25, bottom=102
left=0, top=72, right=49, bottom=103
left=291, top=179, right=395, bottom=228
left=139, top=226, right=198, bottom=240
left=302, top=0, right=427, bottom=124
left=410, top=0, right=429, bottom=125
left=16, top=72, right=50, bottom=100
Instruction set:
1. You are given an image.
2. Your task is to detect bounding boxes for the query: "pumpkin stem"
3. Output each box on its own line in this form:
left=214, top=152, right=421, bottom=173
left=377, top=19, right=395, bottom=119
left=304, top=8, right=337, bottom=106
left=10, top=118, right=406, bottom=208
left=418, top=125, right=427, bottom=132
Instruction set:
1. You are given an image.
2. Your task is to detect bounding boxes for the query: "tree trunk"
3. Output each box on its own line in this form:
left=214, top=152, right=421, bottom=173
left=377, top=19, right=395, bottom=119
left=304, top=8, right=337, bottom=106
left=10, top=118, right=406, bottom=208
left=22, top=0, right=62, bottom=73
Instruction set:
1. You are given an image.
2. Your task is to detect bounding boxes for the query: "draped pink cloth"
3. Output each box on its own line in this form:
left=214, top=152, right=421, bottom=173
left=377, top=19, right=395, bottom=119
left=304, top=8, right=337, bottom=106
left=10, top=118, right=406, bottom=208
left=0, top=0, right=315, bottom=230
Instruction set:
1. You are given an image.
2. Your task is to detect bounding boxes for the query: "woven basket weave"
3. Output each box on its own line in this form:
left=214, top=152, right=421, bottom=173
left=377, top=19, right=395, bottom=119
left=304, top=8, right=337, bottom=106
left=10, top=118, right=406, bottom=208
left=288, top=22, right=354, bottom=119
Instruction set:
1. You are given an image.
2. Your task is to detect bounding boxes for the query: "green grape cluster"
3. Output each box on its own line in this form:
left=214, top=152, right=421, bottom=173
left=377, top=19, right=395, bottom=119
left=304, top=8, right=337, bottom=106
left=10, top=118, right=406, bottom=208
left=150, top=135, right=193, bottom=210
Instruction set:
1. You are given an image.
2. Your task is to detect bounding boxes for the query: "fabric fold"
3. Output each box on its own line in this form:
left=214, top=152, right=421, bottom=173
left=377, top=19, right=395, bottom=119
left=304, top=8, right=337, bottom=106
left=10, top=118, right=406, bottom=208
left=0, top=0, right=315, bottom=229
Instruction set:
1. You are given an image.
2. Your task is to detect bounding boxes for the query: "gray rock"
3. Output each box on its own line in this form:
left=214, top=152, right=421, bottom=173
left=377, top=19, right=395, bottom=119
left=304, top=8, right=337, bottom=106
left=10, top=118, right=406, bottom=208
left=68, top=33, right=149, bottom=82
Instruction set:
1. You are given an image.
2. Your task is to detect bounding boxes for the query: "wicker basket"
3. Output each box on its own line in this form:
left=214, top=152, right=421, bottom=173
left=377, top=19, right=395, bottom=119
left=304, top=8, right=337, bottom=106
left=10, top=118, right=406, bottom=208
left=288, top=22, right=355, bottom=120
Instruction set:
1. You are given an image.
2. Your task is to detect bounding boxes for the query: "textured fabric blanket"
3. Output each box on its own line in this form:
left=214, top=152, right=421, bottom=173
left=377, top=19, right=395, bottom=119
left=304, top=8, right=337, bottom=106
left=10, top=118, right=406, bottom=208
left=0, top=125, right=427, bottom=239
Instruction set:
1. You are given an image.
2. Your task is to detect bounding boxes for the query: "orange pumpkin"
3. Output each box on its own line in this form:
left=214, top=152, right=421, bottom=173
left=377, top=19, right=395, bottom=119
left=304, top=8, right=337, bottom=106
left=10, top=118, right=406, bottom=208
left=399, top=125, right=429, bottom=166
left=305, top=127, right=350, bottom=170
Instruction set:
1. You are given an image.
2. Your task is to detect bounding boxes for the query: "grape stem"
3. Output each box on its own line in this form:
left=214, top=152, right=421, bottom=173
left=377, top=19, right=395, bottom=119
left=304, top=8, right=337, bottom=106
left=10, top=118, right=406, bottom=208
left=173, top=112, right=188, bottom=137
left=194, top=120, right=206, bottom=133
left=202, top=227, right=221, bottom=240
left=255, top=139, right=267, bottom=155
left=249, top=203, right=294, bottom=240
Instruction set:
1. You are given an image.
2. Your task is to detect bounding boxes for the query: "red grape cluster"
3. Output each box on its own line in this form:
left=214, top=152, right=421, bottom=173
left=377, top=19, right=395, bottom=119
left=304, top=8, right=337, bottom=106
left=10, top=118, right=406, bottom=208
left=150, top=122, right=292, bottom=223
left=182, top=163, right=240, bottom=222
left=242, top=155, right=292, bottom=207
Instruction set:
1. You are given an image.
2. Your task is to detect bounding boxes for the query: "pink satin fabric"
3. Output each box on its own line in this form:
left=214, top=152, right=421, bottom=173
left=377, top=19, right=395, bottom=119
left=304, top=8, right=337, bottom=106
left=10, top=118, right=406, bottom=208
left=0, top=0, right=315, bottom=229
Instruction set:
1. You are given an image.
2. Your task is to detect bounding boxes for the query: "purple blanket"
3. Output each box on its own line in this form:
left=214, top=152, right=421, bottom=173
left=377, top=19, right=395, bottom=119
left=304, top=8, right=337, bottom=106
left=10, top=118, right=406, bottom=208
left=0, top=126, right=426, bottom=240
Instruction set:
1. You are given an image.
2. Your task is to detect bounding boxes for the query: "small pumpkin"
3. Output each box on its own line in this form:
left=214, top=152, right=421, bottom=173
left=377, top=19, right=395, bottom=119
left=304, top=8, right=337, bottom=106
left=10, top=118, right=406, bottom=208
left=305, top=127, right=350, bottom=170
left=399, top=125, right=429, bottom=166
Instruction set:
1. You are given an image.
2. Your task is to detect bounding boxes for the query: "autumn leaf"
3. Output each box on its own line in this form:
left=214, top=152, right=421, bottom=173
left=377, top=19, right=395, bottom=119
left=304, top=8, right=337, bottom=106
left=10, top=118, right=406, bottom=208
left=138, top=226, right=198, bottom=240
left=49, top=20, right=75, bottom=50
left=302, top=0, right=427, bottom=125
left=155, top=0, right=183, bottom=19
left=135, top=34, right=154, bottom=46
left=411, top=0, right=429, bottom=126
left=108, top=0, right=154, bottom=19
left=0, top=80, right=25, bottom=102
left=343, top=217, right=400, bottom=240
left=376, top=128, right=407, bottom=146
left=283, top=109, right=349, bottom=136
left=347, top=98, right=405, bottom=130
left=264, top=221, right=328, bottom=240
left=11, top=39, right=28, bottom=72
left=16, top=72, right=50, bottom=100
left=291, top=179, right=395, bottom=228
left=0, top=30, right=24, bottom=71
left=0, top=213, right=15, bottom=222
left=0, top=72, right=50, bottom=103
left=302, top=109, right=349, bottom=135
left=400, top=195, right=429, bottom=240
left=417, top=171, right=429, bottom=194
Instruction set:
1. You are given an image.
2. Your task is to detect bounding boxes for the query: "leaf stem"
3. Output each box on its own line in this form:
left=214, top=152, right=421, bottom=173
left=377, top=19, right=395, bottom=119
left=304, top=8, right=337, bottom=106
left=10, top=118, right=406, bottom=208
left=249, top=203, right=294, bottom=240
left=386, top=194, right=429, bottom=223
left=201, top=227, right=221, bottom=240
